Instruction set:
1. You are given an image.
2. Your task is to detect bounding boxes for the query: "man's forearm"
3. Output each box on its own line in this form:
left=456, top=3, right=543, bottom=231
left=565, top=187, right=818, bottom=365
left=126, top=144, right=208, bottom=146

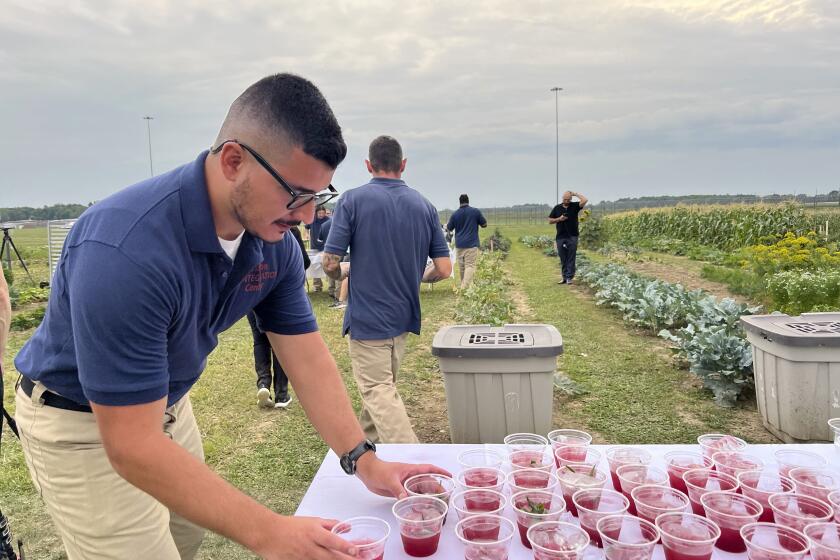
left=322, top=252, right=345, bottom=282
left=0, top=274, right=10, bottom=362
left=574, top=191, right=589, bottom=206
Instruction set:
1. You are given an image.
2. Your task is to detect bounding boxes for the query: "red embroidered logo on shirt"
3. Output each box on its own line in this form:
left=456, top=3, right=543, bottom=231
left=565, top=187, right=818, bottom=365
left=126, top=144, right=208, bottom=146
left=244, top=262, right=277, bottom=292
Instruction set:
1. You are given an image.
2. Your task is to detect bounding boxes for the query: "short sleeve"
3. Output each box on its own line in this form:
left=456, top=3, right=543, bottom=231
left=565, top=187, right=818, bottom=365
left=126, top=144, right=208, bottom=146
left=549, top=205, right=561, bottom=219
left=68, top=242, right=174, bottom=406
left=323, top=196, right=352, bottom=257
left=428, top=206, right=450, bottom=259
left=254, top=236, right=319, bottom=335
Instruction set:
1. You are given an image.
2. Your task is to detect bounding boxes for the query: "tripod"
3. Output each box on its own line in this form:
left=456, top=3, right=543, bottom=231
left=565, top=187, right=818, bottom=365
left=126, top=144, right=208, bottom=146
left=1, top=228, right=35, bottom=285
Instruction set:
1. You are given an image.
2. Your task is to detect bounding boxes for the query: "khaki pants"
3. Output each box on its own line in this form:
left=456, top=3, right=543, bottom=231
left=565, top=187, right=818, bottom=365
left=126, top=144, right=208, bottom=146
left=457, top=247, right=479, bottom=289
left=15, top=382, right=205, bottom=559
left=348, top=334, right=419, bottom=443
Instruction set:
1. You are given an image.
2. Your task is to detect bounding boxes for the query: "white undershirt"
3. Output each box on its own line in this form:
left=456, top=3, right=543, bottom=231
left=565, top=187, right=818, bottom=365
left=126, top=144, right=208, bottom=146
left=218, top=230, right=245, bottom=261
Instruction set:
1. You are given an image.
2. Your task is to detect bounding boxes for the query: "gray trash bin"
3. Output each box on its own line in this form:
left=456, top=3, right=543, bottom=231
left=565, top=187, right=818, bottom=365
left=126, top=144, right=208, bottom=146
left=432, top=324, right=563, bottom=444
left=740, top=312, right=840, bottom=443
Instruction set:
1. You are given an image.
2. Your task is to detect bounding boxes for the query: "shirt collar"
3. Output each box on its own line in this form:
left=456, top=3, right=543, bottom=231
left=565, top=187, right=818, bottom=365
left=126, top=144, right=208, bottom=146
left=369, top=177, right=406, bottom=187
left=180, top=150, right=225, bottom=254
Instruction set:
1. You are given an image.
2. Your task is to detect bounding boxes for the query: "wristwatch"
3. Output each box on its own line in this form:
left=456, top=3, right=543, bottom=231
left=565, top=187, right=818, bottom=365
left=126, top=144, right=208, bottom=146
left=340, top=439, right=376, bottom=475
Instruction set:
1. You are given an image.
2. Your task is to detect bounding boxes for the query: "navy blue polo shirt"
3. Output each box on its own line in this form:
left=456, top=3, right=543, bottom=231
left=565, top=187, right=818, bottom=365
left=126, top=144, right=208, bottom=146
left=305, top=216, right=330, bottom=251
left=14, top=151, right=317, bottom=407
left=446, top=205, right=487, bottom=248
left=324, top=178, right=449, bottom=340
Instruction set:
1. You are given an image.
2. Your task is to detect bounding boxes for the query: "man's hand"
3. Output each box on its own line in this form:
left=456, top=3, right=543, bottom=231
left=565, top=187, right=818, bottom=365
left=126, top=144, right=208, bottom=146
left=355, top=453, right=451, bottom=499
left=558, top=215, right=568, bottom=222
left=255, top=516, right=357, bottom=560
left=421, top=256, right=451, bottom=283
left=322, top=253, right=345, bottom=282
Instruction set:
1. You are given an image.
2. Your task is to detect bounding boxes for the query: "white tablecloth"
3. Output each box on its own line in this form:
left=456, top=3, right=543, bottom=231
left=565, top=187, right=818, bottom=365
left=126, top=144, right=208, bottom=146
left=295, top=443, right=837, bottom=559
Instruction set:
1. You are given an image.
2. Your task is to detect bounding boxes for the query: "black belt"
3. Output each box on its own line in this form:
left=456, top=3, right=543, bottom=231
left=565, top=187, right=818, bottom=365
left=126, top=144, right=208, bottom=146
left=20, top=377, right=93, bottom=413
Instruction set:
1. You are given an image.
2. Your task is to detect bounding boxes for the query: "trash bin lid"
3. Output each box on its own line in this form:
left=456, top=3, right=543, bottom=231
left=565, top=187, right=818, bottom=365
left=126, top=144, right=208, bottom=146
left=432, top=324, right=563, bottom=358
left=740, top=312, right=840, bottom=347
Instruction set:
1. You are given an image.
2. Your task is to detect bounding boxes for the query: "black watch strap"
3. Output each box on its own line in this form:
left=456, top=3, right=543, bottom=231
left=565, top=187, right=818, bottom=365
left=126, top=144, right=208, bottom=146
left=339, top=439, right=376, bottom=475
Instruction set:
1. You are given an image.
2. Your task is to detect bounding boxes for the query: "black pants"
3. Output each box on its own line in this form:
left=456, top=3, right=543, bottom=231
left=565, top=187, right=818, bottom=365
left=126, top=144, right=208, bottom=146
left=556, top=236, right=579, bottom=281
left=246, top=312, right=289, bottom=400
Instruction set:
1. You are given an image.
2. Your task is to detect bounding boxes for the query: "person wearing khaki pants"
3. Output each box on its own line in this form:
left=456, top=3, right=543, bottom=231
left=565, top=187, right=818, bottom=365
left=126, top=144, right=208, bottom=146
left=323, top=135, right=452, bottom=444
left=446, top=194, right=487, bottom=289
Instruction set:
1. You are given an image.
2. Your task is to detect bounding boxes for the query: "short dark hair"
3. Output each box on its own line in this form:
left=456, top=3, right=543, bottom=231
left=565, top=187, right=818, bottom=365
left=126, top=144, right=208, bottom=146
left=218, top=73, right=347, bottom=169
left=459, top=194, right=469, bottom=204
left=368, top=136, right=403, bottom=174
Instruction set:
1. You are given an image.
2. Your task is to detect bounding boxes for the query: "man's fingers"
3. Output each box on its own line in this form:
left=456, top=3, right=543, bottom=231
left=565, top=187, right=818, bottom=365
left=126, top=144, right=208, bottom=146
left=312, top=525, right=358, bottom=557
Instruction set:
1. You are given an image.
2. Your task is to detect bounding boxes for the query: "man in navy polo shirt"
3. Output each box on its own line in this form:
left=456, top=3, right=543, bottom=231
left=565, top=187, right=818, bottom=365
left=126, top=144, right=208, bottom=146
left=304, top=206, right=334, bottom=297
left=446, top=193, right=487, bottom=289
left=13, top=75, right=447, bottom=560
left=322, top=135, right=452, bottom=444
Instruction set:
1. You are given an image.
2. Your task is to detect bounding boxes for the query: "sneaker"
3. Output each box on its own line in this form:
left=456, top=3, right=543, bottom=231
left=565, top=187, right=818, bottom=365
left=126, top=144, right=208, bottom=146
left=557, top=280, right=566, bottom=285
left=329, top=301, right=347, bottom=309
left=257, top=387, right=273, bottom=408
left=274, top=394, right=293, bottom=409
left=565, top=278, right=574, bottom=285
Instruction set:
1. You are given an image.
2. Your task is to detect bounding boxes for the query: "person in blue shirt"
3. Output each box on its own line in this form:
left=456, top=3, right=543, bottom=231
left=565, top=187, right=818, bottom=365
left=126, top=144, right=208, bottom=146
left=446, top=193, right=487, bottom=288
left=322, top=135, right=451, bottom=444
left=304, top=206, right=335, bottom=297
left=12, top=74, right=447, bottom=560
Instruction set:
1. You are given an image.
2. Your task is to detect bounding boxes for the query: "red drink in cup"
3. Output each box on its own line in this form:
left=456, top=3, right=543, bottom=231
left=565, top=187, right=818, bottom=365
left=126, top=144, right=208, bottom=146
left=768, top=492, right=833, bottom=532
left=737, top=470, right=795, bottom=523
left=556, top=462, right=608, bottom=516
left=404, top=474, right=456, bottom=507
left=457, top=467, right=505, bottom=496
left=803, top=522, right=840, bottom=560
left=452, top=489, right=506, bottom=521
left=597, top=514, right=660, bottom=560
left=773, top=449, right=827, bottom=479
left=455, top=514, right=515, bottom=560
left=331, top=517, right=390, bottom=560
left=527, top=521, right=590, bottom=560
left=512, top=489, right=566, bottom=548
left=555, top=446, right=603, bottom=470
left=682, top=468, right=739, bottom=516
left=510, top=449, right=553, bottom=472
left=740, top=522, right=810, bottom=560
left=700, top=490, right=763, bottom=552
left=697, top=433, right=747, bottom=459
left=573, top=488, right=630, bottom=548
left=605, top=446, right=652, bottom=491
left=392, top=496, right=447, bottom=558
left=507, top=469, right=558, bottom=494
left=788, top=466, right=840, bottom=503
left=631, top=484, right=691, bottom=524
left=711, top=451, right=764, bottom=478
left=664, top=451, right=713, bottom=494
left=548, top=429, right=592, bottom=467
left=656, top=512, right=720, bottom=560
left=615, top=464, right=668, bottom=515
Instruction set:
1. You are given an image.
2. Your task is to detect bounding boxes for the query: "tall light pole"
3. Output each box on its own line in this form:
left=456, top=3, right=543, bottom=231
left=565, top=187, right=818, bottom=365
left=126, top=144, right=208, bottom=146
left=550, top=87, right=563, bottom=205
left=143, top=116, right=155, bottom=177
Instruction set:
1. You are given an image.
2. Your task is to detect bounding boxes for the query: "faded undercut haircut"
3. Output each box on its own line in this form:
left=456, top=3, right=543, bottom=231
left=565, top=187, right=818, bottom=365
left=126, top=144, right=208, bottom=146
left=215, top=73, right=347, bottom=169
left=368, top=135, right=403, bottom=174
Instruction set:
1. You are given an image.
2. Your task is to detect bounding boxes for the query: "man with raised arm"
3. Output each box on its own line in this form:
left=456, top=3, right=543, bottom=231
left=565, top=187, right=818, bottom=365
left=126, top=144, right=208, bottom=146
left=548, top=190, right=588, bottom=284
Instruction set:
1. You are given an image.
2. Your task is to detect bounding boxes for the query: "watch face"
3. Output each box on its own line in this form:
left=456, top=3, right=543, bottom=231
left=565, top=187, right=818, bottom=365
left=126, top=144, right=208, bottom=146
left=340, top=455, right=354, bottom=474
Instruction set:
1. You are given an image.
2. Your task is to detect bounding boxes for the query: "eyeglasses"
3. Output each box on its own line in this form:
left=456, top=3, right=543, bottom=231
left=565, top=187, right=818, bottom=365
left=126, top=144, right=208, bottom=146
left=210, top=139, right=338, bottom=209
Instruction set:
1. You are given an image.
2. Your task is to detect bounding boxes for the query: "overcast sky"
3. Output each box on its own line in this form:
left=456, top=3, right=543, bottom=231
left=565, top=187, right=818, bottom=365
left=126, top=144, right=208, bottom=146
left=2, top=0, right=839, bottom=210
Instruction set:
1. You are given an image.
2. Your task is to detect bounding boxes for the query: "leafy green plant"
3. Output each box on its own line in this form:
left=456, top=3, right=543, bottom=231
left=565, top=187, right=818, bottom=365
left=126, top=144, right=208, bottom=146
left=455, top=254, right=514, bottom=325
left=765, top=269, right=840, bottom=315
left=11, top=307, right=46, bottom=331
left=579, top=214, right=604, bottom=249
left=481, top=228, right=512, bottom=256
left=16, top=286, right=50, bottom=306
left=741, top=232, right=840, bottom=276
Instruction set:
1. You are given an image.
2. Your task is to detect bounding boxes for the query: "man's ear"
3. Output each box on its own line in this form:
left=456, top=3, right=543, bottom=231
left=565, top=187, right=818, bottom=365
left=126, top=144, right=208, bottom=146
left=218, top=143, right=246, bottom=182
left=400, top=159, right=407, bottom=173
left=365, top=159, right=374, bottom=174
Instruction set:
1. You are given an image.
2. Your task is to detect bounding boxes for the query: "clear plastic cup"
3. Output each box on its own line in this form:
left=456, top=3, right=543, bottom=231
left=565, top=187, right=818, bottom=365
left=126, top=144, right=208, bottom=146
left=597, top=514, right=660, bottom=560
left=555, top=462, right=608, bottom=517
left=573, top=488, right=630, bottom=548
left=616, top=464, right=669, bottom=515
left=655, top=512, right=721, bottom=560
left=828, top=490, right=840, bottom=523
left=391, top=496, right=447, bottom=558
left=828, top=419, right=840, bottom=449
left=555, top=446, right=603, bottom=470
left=456, top=467, right=505, bottom=493
left=605, top=446, right=653, bottom=491
left=697, top=433, right=747, bottom=458
left=504, top=432, right=550, bottom=454
left=700, top=490, right=763, bottom=553
left=404, top=474, right=456, bottom=506
left=458, top=448, right=505, bottom=470
left=773, top=449, right=827, bottom=478
left=664, top=451, right=713, bottom=494
left=631, top=485, right=691, bottom=524
left=512, top=489, right=567, bottom=549
left=548, top=429, right=593, bottom=467
left=768, top=492, right=833, bottom=532
left=788, top=466, right=840, bottom=503
left=740, top=522, right=810, bottom=560
left=803, top=521, right=840, bottom=560
left=507, top=468, right=559, bottom=494
left=682, top=468, right=739, bottom=516
left=737, top=470, right=795, bottom=523
left=527, top=521, right=590, bottom=560
left=451, top=489, right=506, bottom=520
left=455, top=514, right=515, bottom=559
left=711, top=451, right=764, bottom=478
left=510, top=448, right=554, bottom=472
left=331, top=516, right=390, bottom=560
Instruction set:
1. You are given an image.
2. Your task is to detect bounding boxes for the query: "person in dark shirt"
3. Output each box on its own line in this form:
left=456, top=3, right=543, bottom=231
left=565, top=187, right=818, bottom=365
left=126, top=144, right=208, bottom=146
left=548, top=190, right=588, bottom=284
left=304, top=207, right=335, bottom=297
left=446, top=194, right=487, bottom=289
left=249, top=225, right=309, bottom=409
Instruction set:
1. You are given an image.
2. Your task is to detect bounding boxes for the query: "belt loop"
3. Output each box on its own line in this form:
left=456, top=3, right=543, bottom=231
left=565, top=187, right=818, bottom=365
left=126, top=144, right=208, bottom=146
left=30, top=381, right=48, bottom=407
